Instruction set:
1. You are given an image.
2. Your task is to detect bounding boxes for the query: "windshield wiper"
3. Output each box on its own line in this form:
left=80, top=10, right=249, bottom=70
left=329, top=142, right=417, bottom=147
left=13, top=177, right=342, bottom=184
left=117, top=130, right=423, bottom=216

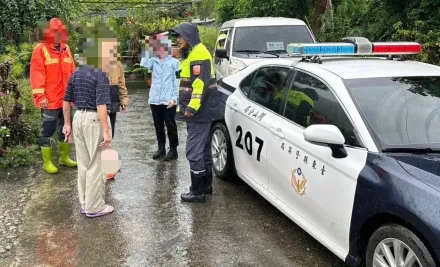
left=382, top=147, right=440, bottom=154
left=264, top=49, right=287, bottom=54
left=234, top=50, right=262, bottom=54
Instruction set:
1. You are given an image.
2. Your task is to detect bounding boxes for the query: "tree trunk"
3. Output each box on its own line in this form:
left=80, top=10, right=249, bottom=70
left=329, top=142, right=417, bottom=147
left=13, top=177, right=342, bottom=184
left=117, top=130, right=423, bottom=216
left=311, top=0, right=332, bottom=33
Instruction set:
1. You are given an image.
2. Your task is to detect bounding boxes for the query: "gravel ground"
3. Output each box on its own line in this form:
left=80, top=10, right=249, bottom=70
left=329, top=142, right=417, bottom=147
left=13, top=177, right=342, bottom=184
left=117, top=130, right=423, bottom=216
left=0, top=168, right=36, bottom=267
left=0, top=83, right=345, bottom=267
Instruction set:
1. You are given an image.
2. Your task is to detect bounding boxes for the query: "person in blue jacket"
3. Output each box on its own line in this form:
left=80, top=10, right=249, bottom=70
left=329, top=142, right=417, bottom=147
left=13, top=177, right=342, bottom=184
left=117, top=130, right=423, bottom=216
left=140, top=34, right=180, bottom=161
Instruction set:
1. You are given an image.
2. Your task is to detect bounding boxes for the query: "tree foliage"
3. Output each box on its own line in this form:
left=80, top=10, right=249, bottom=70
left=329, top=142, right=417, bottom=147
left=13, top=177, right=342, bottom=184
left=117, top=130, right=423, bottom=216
left=0, top=0, right=81, bottom=50
left=193, top=0, right=216, bottom=21
left=318, top=0, right=440, bottom=65
left=215, top=0, right=313, bottom=24
left=215, top=0, right=440, bottom=65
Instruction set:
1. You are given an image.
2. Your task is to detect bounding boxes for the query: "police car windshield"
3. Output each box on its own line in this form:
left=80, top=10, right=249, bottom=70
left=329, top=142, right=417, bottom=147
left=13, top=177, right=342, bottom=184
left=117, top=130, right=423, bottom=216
left=345, top=76, right=440, bottom=150
left=232, top=25, right=314, bottom=56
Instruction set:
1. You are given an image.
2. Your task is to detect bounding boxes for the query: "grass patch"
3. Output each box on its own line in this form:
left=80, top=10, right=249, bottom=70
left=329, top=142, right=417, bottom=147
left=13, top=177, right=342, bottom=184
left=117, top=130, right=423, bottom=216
left=0, top=144, right=39, bottom=168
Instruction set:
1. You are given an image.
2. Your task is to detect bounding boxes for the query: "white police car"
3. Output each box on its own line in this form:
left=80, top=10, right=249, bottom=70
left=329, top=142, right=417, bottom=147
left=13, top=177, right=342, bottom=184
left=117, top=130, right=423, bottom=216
left=210, top=37, right=440, bottom=267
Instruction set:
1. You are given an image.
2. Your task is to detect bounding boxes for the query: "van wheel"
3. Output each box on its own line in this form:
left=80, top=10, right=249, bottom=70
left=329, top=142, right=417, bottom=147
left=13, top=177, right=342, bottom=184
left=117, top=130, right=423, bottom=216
left=366, top=224, right=435, bottom=267
left=211, top=122, right=235, bottom=180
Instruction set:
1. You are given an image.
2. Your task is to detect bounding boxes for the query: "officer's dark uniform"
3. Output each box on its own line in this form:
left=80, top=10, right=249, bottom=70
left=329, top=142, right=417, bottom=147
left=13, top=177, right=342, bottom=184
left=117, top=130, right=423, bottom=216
left=170, top=23, right=221, bottom=202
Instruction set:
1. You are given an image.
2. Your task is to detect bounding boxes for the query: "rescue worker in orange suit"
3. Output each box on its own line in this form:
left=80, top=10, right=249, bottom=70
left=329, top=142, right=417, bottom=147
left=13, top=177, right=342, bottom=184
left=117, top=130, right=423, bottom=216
left=30, top=18, right=77, bottom=174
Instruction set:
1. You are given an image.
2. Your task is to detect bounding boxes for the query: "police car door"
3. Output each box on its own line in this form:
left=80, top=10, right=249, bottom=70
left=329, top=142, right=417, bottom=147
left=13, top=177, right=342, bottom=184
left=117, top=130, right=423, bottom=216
left=266, top=70, right=367, bottom=253
left=225, top=66, right=291, bottom=189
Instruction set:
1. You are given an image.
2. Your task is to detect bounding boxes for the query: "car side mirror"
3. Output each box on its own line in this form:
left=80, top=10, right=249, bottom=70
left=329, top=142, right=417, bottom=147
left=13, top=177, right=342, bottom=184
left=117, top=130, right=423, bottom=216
left=215, top=48, right=229, bottom=60
left=303, top=125, right=347, bottom=159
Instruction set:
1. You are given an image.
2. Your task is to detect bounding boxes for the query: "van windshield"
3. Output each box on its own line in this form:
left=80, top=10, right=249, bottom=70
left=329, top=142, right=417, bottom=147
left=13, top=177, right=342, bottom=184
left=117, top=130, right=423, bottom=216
left=232, top=25, right=314, bottom=56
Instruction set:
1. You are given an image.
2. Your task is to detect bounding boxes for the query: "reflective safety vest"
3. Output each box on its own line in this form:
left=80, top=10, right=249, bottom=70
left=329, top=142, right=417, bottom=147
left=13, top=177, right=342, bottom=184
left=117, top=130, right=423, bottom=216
left=274, top=89, right=314, bottom=125
left=30, top=43, right=76, bottom=109
left=176, top=43, right=220, bottom=123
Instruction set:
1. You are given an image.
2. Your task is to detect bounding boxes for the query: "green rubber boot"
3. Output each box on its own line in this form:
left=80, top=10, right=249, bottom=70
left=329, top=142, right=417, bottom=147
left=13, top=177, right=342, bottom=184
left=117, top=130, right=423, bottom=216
left=41, top=147, right=59, bottom=174
left=58, top=142, right=77, bottom=167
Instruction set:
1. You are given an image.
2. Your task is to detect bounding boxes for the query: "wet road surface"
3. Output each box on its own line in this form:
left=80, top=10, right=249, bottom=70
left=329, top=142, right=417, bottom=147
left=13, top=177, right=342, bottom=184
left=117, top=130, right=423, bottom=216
left=15, top=82, right=345, bottom=267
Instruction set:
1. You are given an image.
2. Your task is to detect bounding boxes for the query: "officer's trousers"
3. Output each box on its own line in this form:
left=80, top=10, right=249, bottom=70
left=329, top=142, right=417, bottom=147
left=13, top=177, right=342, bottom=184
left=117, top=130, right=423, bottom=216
left=186, top=122, right=212, bottom=176
left=73, top=110, right=108, bottom=213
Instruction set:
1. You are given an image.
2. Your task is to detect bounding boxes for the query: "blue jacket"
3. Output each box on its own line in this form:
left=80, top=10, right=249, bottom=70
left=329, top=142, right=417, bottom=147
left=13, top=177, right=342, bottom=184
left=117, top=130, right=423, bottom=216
left=140, top=56, right=179, bottom=105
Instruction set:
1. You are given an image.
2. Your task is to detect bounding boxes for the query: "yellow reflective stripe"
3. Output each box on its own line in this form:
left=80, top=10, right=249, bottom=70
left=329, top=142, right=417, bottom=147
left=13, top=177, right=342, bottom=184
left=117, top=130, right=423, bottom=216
left=65, top=45, right=75, bottom=63
left=32, top=88, right=45, bottom=94
left=45, top=59, right=59, bottom=65
left=188, top=78, right=204, bottom=111
left=188, top=98, right=201, bottom=111
left=41, top=46, right=51, bottom=61
left=64, top=58, right=72, bottom=63
left=192, top=78, right=204, bottom=95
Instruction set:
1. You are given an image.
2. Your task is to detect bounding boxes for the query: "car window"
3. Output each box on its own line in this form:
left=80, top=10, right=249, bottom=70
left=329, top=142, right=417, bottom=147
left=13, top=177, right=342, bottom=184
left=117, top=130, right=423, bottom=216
left=216, top=29, right=228, bottom=50
left=247, top=67, right=290, bottom=112
left=225, top=29, right=233, bottom=53
left=284, top=71, right=361, bottom=146
left=345, top=76, right=440, bottom=149
left=239, top=71, right=255, bottom=97
left=232, top=25, right=314, bottom=55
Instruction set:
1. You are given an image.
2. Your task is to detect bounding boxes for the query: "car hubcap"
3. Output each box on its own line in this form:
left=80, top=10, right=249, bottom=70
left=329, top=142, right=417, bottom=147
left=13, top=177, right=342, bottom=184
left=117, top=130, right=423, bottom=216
left=212, top=129, right=227, bottom=172
left=373, top=238, right=422, bottom=267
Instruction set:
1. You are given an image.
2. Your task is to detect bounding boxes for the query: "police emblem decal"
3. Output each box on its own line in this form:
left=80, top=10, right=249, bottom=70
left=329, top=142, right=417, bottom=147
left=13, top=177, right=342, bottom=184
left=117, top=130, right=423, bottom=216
left=291, top=168, right=307, bottom=196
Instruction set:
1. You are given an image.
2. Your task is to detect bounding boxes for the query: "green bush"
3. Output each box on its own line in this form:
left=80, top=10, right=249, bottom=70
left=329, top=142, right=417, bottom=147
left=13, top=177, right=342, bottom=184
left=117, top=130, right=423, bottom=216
left=0, top=43, right=36, bottom=79
left=199, top=26, right=220, bottom=54
left=0, top=144, right=39, bottom=169
left=18, top=79, right=41, bottom=145
left=0, top=72, right=41, bottom=168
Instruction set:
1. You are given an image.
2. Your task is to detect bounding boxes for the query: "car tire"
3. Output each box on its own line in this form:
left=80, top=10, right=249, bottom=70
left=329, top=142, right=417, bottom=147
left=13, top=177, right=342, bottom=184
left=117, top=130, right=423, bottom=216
left=366, top=224, right=436, bottom=267
left=211, top=122, right=235, bottom=181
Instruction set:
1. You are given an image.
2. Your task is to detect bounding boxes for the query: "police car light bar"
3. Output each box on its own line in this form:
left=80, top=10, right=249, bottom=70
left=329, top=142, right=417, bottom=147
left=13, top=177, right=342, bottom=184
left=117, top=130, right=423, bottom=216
left=287, top=38, right=421, bottom=56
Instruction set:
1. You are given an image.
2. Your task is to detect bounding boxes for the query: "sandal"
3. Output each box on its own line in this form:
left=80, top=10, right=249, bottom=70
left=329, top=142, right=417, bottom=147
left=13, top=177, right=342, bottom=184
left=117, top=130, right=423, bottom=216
left=86, top=205, right=114, bottom=218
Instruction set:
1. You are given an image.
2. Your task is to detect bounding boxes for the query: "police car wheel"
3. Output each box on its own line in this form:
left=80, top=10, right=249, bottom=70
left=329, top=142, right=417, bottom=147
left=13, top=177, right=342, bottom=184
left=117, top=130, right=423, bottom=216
left=366, top=224, right=436, bottom=267
left=211, top=122, right=235, bottom=180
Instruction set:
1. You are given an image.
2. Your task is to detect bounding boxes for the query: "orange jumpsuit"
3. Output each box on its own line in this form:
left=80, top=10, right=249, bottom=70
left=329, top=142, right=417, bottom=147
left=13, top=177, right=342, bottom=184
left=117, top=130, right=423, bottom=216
left=30, top=18, right=75, bottom=110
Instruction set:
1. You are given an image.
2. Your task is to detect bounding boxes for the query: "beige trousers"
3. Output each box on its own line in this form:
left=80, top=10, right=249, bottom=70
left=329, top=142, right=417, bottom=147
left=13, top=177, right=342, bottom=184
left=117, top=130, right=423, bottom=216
left=73, top=110, right=109, bottom=213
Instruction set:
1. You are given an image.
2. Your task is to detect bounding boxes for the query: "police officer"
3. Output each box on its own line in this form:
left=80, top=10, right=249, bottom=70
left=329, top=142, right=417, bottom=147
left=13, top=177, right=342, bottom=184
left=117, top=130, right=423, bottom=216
left=217, top=34, right=226, bottom=49
left=169, top=23, right=221, bottom=203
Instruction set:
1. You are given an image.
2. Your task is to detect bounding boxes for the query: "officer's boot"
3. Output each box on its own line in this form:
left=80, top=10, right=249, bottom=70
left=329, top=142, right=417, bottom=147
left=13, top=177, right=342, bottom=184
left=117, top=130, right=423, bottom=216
left=58, top=142, right=77, bottom=167
left=41, top=147, right=59, bottom=174
left=153, top=144, right=166, bottom=160
left=189, top=167, right=212, bottom=194
left=163, top=147, right=178, bottom=161
left=181, top=172, right=206, bottom=203
left=204, top=166, right=213, bottom=194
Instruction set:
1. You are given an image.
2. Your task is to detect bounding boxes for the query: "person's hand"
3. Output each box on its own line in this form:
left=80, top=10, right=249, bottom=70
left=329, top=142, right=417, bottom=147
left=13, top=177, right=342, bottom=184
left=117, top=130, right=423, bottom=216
left=62, top=125, right=72, bottom=143
left=100, top=130, right=112, bottom=148
left=167, top=100, right=175, bottom=109
left=121, top=105, right=128, bottom=113
left=184, top=111, right=192, bottom=117
left=39, top=98, right=48, bottom=109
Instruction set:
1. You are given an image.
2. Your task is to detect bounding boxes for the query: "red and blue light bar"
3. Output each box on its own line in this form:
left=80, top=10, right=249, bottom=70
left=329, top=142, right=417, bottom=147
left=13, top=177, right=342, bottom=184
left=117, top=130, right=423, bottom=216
left=287, top=37, right=421, bottom=56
